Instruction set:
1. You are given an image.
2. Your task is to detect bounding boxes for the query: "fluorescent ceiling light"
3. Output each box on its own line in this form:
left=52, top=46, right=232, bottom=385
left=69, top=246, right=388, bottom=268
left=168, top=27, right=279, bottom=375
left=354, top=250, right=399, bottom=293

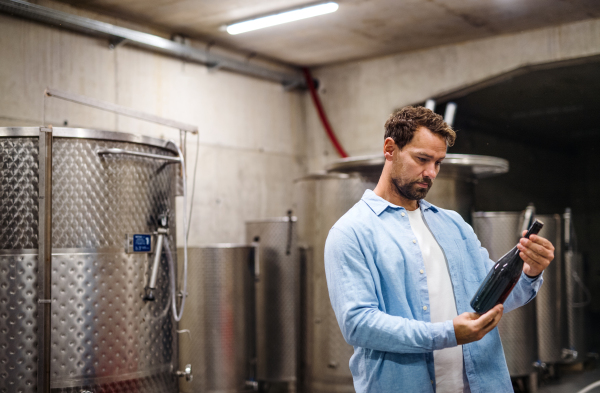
left=227, top=2, right=339, bottom=35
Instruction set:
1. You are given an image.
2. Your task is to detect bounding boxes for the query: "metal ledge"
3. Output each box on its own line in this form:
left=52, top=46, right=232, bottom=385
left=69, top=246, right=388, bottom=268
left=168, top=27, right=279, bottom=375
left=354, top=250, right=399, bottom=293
left=0, top=0, right=306, bottom=88
left=326, top=153, right=509, bottom=179
left=0, top=127, right=178, bottom=153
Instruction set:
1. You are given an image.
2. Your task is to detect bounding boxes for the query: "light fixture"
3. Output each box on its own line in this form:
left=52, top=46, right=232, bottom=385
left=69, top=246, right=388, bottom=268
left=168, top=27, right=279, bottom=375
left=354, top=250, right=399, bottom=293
left=226, top=2, right=339, bottom=35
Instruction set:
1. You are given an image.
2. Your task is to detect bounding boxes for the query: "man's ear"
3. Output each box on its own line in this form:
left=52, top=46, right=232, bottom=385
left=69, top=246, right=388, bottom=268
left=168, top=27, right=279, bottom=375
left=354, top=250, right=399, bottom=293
left=383, top=137, right=396, bottom=161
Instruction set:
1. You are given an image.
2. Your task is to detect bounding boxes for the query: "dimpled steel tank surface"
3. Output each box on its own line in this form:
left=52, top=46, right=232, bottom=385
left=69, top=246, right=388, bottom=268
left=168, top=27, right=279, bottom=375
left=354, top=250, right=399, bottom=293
left=0, top=127, right=179, bottom=393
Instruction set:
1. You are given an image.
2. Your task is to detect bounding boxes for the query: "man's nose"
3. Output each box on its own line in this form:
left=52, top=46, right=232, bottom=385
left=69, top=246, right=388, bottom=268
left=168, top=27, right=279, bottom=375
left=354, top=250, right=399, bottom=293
left=423, top=163, right=437, bottom=180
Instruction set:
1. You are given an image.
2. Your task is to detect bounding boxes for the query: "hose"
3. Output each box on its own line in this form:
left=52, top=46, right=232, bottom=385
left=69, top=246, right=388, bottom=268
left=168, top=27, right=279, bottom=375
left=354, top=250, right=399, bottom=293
left=166, top=142, right=189, bottom=322
left=302, top=67, right=348, bottom=158
left=576, top=380, right=600, bottom=393
left=164, top=236, right=185, bottom=322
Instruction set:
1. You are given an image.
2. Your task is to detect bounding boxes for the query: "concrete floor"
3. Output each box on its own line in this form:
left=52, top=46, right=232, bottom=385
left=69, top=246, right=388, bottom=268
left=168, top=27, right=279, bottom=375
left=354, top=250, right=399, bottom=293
left=537, top=366, right=600, bottom=393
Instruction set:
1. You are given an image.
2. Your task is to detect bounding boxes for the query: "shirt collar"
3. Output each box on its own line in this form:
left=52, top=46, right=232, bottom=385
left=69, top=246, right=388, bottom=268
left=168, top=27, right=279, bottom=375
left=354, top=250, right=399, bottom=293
left=361, top=189, right=438, bottom=216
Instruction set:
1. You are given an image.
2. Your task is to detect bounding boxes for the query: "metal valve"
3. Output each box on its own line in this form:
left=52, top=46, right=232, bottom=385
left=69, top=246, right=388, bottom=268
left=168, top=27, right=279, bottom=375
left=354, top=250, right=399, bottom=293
left=176, top=363, right=193, bottom=382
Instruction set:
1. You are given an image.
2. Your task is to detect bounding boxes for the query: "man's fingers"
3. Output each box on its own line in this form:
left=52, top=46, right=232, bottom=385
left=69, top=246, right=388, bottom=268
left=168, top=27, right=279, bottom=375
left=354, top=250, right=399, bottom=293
left=481, top=308, right=503, bottom=334
left=474, top=304, right=503, bottom=328
left=529, top=234, right=555, bottom=250
left=520, top=238, right=553, bottom=258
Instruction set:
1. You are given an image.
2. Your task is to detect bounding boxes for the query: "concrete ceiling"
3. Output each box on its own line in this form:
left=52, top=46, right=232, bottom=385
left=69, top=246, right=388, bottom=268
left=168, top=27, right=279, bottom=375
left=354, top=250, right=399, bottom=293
left=55, top=0, right=600, bottom=66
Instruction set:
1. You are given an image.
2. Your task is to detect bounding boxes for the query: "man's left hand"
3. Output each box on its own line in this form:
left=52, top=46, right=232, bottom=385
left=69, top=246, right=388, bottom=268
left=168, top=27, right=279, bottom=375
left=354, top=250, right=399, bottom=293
left=517, top=230, right=555, bottom=277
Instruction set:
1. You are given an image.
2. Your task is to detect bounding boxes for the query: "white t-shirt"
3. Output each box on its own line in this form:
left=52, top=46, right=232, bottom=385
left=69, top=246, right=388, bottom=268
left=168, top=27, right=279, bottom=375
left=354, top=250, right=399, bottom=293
left=406, top=207, right=468, bottom=393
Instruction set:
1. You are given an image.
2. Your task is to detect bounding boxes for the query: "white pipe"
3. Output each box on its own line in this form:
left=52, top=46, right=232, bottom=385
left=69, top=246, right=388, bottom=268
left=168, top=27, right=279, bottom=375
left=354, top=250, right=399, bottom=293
left=444, top=102, right=457, bottom=127
left=576, top=380, right=600, bottom=393
left=425, top=99, right=436, bottom=111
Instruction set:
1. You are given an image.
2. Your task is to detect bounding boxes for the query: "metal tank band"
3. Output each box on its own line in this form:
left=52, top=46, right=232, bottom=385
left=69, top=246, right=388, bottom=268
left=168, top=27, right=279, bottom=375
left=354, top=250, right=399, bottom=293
left=0, top=127, right=179, bottom=392
left=246, top=216, right=299, bottom=391
left=177, top=245, right=257, bottom=393
left=472, top=211, right=538, bottom=377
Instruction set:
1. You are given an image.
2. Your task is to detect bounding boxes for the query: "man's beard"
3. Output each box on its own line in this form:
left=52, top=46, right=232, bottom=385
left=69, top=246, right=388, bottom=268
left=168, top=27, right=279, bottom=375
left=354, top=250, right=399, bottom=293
left=392, top=177, right=433, bottom=200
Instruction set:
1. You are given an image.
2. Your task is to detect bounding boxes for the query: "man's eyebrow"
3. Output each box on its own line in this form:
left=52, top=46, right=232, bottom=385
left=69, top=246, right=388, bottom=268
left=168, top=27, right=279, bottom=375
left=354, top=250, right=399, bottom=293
left=415, top=152, right=446, bottom=160
left=415, top=152, right=434, bottom=158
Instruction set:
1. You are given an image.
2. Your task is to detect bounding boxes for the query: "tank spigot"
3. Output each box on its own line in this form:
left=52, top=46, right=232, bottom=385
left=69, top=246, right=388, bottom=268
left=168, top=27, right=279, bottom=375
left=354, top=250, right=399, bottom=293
left=143, top=288, right=156, bottom=301
left=176, top=364, right=193, bottom=381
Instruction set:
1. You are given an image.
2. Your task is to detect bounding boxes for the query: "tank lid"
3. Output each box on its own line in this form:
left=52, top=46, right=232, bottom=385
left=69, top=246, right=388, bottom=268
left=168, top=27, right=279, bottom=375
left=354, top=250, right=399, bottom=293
left=326, top=153, right=509, bottom=179
left=0, top=127, right=177, bottom=153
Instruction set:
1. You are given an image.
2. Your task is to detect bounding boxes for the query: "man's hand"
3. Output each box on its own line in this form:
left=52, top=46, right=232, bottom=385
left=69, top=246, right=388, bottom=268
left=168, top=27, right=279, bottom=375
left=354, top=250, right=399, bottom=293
left=453, top=304, right=504, bottom=345
left=517, top=230, right=555, bottom=277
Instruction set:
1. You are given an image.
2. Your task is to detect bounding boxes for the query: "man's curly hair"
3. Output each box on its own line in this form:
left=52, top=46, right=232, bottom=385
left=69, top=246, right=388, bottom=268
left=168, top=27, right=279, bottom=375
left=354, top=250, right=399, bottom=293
left=384, top=106, right=456, bottom=149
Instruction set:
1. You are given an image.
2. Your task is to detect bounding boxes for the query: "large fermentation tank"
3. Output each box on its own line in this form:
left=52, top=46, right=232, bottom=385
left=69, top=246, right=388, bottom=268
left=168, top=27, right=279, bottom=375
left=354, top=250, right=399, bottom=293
left=327, top=154, right=509, bottom=221
left=533, top=214, right=564, bottom=364
left=178, top=245, right=257, bottom=393
left=246, top=217, right=299, bottom=392
left=0, top=127, right=179, bottom=392
left=472, top=212, right=537, bottom=377
left=293, top=155, right=508, bottom=392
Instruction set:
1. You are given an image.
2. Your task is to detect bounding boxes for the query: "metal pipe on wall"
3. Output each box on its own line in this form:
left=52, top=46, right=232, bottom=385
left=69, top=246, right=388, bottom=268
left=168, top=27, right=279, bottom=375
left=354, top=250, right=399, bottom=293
left=0, top=0, right=306, bottom=88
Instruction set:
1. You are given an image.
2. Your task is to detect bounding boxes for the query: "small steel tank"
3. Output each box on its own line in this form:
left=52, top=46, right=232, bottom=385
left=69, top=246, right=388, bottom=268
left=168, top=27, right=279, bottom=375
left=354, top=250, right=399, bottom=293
left=246, top=216, right=300, bottom=392
left=177, top=245, right=257, bottom=393
left=533, top=214, right=564, bottom=364
left=293, top=173, right=376, bottom=393
left=563, top=209, right=587, bottom=361
left=472, top=211, right=538, bottom=377
left=0, top=127, right=179, bottom=392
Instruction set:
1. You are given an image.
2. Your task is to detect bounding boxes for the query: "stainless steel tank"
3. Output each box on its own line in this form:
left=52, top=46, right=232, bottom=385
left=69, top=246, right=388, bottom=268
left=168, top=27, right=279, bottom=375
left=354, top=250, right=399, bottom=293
left=472, top=212, right=538, bottom=377
left=533, top=214, right=564, bottom=364
left=563, top=209, right=587, bottom=361
left=327, top=154, right=509, bottom=221
left=0, top=127, right=179, bottom=392
left=293, top=155, right=508, bottom=392
left=246, top=217, right=299, bottom=392
left=177, top=245, right=257, bottom=393
left=293, top=173, right=376, bottom=393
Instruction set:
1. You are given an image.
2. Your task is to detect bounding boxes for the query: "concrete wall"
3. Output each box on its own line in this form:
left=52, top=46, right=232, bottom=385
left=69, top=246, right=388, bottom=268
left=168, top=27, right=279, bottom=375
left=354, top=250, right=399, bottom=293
left=306, top=17, right=600, bottom=171
left=0, top=3, right=306, bottom=247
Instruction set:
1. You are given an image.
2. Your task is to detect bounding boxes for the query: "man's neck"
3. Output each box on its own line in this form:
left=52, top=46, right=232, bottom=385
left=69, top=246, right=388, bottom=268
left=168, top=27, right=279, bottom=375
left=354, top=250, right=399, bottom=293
left=373, top=178, right=419, bottom=211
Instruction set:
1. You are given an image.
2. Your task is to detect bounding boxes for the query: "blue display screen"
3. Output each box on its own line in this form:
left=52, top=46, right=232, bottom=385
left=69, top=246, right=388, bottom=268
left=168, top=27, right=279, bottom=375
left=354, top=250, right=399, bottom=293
left=133, top=234, right=152, bottom=252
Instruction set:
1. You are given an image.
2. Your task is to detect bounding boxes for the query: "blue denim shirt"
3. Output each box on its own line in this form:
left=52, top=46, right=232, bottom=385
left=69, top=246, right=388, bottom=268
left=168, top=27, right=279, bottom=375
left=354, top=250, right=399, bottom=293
left=324, top=190, right=543, bottom=393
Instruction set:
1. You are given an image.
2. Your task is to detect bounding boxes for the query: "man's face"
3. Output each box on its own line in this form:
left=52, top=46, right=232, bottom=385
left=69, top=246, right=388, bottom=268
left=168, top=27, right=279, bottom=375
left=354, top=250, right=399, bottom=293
left=389, top=127, right=447, bottom=201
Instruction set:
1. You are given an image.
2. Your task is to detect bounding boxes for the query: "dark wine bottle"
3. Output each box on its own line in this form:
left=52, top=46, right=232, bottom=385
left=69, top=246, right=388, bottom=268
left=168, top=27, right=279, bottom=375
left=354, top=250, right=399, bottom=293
left=470, top=219, right=544, bottom=314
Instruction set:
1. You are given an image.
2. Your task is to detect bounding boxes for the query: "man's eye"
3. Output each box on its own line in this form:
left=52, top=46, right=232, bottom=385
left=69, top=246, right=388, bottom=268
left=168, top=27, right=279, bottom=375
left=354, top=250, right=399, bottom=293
left=436, top=162, right=442, bottom=166
left=418, top=157, right=427, bottom=162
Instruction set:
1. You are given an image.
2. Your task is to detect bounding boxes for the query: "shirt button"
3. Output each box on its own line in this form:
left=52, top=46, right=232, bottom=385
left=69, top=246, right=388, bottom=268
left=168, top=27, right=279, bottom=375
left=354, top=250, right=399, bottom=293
left=431, top=380, right=434, bottom=384
left=420, top=269, right=424, bottom=274
left=401, top=212, right=405, bottom=217
left=412, top=239, right=417, bottom=243
left=423, top=306, right=428, bottom=311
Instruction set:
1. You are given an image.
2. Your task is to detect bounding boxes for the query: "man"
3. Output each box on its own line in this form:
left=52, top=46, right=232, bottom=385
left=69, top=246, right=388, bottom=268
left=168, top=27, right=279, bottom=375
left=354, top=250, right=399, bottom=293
left=324, top=106, right=555, bottom=393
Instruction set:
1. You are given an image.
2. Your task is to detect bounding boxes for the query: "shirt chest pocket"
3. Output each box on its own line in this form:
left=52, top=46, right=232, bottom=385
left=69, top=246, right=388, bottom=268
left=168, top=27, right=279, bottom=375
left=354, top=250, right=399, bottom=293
left=455, top=238, right=488, bottom=282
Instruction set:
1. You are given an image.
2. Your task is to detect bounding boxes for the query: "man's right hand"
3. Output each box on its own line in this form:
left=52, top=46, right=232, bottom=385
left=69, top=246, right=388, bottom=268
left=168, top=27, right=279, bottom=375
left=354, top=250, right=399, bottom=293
left=453, top=304, right=504, bottom=345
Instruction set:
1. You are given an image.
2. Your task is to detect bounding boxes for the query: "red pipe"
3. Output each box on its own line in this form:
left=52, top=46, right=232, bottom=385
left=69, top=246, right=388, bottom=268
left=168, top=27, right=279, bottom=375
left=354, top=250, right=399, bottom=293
left=303, top=68, right=349, bottom=158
